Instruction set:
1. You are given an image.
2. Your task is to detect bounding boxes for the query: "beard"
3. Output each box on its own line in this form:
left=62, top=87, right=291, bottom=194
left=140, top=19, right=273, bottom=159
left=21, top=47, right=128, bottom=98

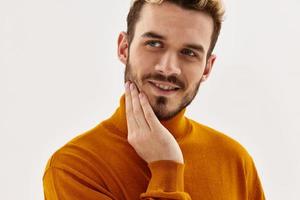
left=124, top=61, right=201, bottom=120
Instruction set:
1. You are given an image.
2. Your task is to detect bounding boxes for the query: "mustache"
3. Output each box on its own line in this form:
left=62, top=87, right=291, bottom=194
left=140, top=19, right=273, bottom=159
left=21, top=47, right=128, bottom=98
left=142, top=73, right=185, bottom=89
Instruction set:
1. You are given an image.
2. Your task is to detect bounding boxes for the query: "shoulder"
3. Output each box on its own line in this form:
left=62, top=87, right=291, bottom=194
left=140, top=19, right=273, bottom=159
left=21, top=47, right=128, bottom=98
left=187, top=119, right=265, bottom=198
left=42, top=124, right=116, bottom=199
left=188, top=119, right=254, bottom=163
left=44, top=122, right=112, bottom=177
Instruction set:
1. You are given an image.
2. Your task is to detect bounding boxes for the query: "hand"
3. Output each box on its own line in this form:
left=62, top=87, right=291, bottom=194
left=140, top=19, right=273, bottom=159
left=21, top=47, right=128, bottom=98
left=125, top=81, right=184, bottom=164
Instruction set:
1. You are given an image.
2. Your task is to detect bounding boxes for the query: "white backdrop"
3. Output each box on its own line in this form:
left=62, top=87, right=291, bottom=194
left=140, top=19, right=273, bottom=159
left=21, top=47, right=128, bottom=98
left=1, top=0, right=299, bottom=199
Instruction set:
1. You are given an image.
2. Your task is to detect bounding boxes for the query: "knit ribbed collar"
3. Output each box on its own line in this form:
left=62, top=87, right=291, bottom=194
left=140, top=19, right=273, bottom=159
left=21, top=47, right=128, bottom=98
left=105, top=94, right=191, bottom=140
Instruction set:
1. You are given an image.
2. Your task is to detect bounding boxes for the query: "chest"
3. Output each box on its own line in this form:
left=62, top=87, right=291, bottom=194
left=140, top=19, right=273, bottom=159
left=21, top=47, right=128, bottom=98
left=101, top=141, right=247, bottom=200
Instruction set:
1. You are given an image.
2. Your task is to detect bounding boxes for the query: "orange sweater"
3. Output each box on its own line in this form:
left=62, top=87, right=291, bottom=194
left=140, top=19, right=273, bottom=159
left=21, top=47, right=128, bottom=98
left=43, top=95, right=265, bottom=200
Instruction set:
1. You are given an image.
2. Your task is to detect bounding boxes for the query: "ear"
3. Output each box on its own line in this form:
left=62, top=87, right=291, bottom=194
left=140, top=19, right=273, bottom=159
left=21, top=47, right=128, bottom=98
left=201, top=54, right=216, bottom=82
left=117, top=32, right=129, bottom=65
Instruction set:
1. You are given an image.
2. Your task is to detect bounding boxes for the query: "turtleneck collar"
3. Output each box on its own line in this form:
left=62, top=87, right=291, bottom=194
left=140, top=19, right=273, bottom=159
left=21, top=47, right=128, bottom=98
left=104, top=94, right=191, bottom=140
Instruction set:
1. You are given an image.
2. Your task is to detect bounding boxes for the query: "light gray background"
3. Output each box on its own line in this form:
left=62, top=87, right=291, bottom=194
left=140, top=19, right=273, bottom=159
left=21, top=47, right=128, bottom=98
left=1, top=0, right=299, bottom=199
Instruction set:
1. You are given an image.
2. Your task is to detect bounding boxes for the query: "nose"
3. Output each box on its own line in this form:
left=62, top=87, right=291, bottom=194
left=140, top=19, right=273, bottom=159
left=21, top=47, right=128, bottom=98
left=154, top=52, right=181, bottom=76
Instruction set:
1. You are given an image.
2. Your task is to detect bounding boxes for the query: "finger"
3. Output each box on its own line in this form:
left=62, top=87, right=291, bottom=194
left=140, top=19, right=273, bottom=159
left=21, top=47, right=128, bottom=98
left=130, top=83, right=150, bottom=129
left=138, top=92, right=160, bottom=130
left=125, top=81, right=138, bottom=132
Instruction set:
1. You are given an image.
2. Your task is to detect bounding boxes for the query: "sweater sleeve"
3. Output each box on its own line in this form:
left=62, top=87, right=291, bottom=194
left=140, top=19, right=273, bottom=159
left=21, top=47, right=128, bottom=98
left=43, top=166, right=115, bottom=200
left=140, top=160, right=192, bottom=200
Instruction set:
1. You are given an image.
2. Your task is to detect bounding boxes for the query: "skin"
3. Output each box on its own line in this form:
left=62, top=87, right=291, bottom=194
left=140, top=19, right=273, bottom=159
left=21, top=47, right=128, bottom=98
left=118, top=2, right=216, bottom=164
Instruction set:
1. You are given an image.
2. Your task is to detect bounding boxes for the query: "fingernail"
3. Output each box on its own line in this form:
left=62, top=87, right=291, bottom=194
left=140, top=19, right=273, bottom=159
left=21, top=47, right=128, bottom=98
left=125, top=82, right=129, bottom=90
left=139, top=92, right=144, bottom=99
left=130, top=83, right=135, bottom=90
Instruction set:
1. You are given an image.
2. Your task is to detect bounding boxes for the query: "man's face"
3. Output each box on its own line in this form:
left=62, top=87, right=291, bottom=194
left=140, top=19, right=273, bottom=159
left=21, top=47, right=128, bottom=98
left=119, top=2, right=215, bottom=120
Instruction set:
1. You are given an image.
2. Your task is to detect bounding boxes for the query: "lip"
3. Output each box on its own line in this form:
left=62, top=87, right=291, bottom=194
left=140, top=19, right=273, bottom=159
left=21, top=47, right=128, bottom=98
left=148, top=80, right=180, bottom=89
left=148, top=81, right=180, bottom=96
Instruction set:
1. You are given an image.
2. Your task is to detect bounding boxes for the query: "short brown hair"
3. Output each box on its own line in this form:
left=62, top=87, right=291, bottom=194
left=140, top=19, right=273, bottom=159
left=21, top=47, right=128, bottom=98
left=127, top=0, right=225, bottom=56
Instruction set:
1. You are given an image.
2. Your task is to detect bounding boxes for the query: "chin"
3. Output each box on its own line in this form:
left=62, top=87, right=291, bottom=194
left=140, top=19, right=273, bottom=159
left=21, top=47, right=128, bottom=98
left=150, top=96, right=178, bottom=120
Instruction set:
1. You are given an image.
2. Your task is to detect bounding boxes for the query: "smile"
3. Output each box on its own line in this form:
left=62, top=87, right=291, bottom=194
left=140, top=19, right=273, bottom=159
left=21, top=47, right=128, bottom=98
left=148, top=80, right=180, bottom=95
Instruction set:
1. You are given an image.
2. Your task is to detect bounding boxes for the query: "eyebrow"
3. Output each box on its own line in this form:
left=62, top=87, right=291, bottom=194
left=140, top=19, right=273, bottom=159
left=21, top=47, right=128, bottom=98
left=141, top=31, right=205, bottom=54
left=141, top=31, right=166, bottom=40
left=185, top=44, right=205, bottom=54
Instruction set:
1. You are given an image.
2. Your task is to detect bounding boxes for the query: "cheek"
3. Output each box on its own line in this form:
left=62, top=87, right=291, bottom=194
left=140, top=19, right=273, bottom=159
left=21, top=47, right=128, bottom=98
left=182, top=67, right=203, bottom=87
left=130, top=50, right=158, bottom=74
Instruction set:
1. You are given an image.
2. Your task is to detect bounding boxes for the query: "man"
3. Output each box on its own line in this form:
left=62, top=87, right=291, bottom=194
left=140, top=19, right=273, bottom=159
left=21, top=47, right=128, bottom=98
left=43, top=0, right=265, bottom=199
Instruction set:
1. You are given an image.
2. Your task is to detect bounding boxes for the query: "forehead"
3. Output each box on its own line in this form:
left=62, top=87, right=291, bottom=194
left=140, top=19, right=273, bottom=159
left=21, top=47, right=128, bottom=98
left=133, top=2, right=214, bottom=51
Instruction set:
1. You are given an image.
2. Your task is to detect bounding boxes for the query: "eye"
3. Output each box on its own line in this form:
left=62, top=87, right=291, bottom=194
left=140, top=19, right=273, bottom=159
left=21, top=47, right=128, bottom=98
left=181, top=48, right=197, bottom=57
left=145, top=40, right=163, bottom=48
